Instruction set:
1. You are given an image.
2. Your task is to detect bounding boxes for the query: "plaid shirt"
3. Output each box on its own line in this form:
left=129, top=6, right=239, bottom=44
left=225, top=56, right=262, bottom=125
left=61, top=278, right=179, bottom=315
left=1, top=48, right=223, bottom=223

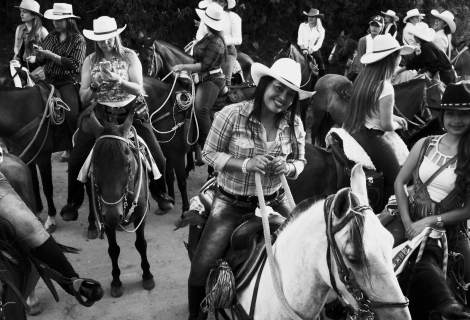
left=203, top=101, right=306, bottom=196
left=42, top=32, right=86, bottom=76
left=193, top=34, right=225, bottom=72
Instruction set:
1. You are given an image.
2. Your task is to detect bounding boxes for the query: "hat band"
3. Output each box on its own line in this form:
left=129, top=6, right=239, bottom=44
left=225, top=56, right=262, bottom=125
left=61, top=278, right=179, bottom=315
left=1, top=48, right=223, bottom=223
left=441, top=103, right=470, bottom=107
left=53, top=12, right=73, bottom=15
left=373, top=47, right=397, bottom=54
left=205, top=11, right=221, bottom=21
left=280, top=76, right=300, bottom=89
left=94, top=29, right=118, bottom=35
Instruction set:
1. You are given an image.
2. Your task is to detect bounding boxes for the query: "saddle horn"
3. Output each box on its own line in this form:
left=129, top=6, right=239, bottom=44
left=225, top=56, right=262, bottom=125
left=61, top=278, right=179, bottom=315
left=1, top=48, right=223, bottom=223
left=89, top=110, right=104, bottom=138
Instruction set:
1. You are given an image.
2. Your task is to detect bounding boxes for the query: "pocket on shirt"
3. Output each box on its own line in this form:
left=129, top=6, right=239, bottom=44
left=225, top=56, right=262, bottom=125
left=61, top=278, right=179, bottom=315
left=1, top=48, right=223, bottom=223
left=235, top=138, right=254, bottom=157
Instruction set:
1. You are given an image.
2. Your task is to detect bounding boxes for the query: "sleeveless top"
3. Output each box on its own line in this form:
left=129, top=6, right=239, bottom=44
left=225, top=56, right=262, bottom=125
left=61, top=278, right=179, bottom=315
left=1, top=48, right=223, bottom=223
left=90, top=52, right=135, bottom=107
left=16, top=24, right=44, bottom=61
left=364, top=81, right=394, bottom=131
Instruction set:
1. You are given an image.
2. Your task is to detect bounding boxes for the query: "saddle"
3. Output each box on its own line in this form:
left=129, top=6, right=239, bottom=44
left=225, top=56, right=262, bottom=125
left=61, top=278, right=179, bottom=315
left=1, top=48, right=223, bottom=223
left=335, top=81, right=353, bottom=101
left=327, top=132, right=384, bottom=212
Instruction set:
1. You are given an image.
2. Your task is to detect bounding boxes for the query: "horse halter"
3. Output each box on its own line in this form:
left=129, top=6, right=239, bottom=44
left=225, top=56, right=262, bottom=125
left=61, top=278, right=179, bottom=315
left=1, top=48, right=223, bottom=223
left=323, top=194, right=409, bottom=320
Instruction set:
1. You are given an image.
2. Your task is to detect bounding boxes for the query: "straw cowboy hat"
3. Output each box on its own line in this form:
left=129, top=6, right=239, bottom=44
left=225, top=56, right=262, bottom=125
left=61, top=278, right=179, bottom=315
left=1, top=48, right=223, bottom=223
left=361, top=34, right=414, bottom=64
left=44, top=3, right=80, bottom=20
left=381, top=10, right=399, bottom=22
left=403, top=9, right=425, bottom=23
left=15, top=0, right=42, bottom=17
left=83, top=16, right=126, bottom=41
left=196, top=3, right=224, bottom=31
left=430, top=81, right=470, bottom=110
left=303, top=8, right=324, bottom=19
left=198, top=0, right=236, bottom=10
left=431, top=10, right=456, bottom=33
left=409, top=23, right=436, bottom=42
left=251, top=58, right=315, bottom=100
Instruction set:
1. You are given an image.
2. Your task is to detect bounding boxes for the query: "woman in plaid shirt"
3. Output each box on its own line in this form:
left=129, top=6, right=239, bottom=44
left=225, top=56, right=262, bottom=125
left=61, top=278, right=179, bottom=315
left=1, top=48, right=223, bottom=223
left=186, top=58, right=314, bottom=320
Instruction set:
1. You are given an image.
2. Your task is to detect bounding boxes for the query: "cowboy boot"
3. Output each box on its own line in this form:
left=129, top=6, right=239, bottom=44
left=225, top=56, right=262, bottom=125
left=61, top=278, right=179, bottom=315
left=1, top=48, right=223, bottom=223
left=188, top=282, right=207, bottom=320
left=149, top=179, right=174, bottom=212
left=32, top=236, right=104, bottom=304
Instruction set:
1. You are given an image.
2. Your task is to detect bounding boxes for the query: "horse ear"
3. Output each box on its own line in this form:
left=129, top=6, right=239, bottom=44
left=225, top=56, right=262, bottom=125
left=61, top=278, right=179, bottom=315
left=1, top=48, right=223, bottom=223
left=350, top=164, right=368, bottom=203
left=332, top=188, right=351, bottom=219
left=148, top=32, right=158, bottom=47
left=119, top=111, right=134, bottom=137
left=89, top=110, right=104, bottom=138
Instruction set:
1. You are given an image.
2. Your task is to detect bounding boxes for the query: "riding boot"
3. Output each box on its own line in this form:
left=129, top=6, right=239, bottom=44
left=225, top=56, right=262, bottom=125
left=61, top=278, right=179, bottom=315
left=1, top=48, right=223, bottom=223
left=149, top=175, right=174, bottom=212
left=319, top=69, right=326, bottom=78
left=188, top=282, right=207, bottom=320
left=32, top=236, right=104, bottom=304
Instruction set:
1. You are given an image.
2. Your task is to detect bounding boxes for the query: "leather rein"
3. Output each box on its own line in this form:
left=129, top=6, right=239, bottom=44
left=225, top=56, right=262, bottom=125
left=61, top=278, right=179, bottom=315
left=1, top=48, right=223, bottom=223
left=323, top=194, right=409, bottom=319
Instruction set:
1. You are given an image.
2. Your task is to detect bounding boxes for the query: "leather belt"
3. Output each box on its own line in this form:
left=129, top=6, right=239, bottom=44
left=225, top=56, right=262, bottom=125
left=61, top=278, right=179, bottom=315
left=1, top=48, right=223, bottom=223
left=104, top=106, right=128, bottom=115
left=218, top=186, right=284, bottom=205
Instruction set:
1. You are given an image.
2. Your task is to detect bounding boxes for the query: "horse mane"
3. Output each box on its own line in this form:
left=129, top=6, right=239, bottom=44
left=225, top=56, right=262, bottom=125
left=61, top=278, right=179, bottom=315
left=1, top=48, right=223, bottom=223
left=93, top=124, right=129, bottom=175
left=0, top=85, right=27, bottom=92
left=154, top=39, right=194, bottom=64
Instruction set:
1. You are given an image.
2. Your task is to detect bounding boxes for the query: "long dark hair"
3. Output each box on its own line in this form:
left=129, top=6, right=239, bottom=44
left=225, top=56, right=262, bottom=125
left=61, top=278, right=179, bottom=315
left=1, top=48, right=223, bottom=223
left=207, top=25, right=227, bottom=60
left=25, top=11, right=43, bottom=44
left=247, top=76, right=301, bottom=160
left=51, top=18, right=83, bottom=39
left=343, top=50, right=400, bottom=133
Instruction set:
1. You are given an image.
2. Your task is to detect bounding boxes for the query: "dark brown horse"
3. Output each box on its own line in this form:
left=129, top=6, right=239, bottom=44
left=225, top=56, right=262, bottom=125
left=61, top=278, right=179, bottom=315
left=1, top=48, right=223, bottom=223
left=87, top=111, right=155, bottom=298
left=309, top=74, right=445, bottom=146
left=451, top=39, right=470, bottom=80
left=328, top=32, right=357, bottom=76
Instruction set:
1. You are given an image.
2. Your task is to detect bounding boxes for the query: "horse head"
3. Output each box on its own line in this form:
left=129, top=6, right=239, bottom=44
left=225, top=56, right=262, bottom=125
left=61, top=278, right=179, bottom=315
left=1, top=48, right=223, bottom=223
left=90, top=111, right=137, bottom=228
left=132, top=32, right=162, bottom=78
left=425, top=75, right=445, bottom=111
left=329, top=33, right=349, bottom=65
left=273, top=38, right=292, bottom=61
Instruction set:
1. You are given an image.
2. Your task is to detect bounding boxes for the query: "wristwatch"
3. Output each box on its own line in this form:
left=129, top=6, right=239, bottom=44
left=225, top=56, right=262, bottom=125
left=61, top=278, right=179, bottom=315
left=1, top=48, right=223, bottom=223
left=436, top=215, right=444, bottom=227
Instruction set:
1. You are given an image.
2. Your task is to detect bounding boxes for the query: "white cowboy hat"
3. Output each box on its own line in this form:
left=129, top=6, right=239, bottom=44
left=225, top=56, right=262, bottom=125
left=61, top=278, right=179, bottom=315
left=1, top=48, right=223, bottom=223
left=83, top=16, right=126, bottom=41
left=303, top=8, right=325, bottom=19
left=409, top=23, right=436, bottom=42
left=361, top=34, right=414, bottom=64
left=381, top=10, right=399, bottom=22
left=44, top=3, right=80, bottom=20
left=403, top=9, right=425, bottom=23
left=15, top=0, right=42, bottom=17
left=431, top=10, right=456, bottom=33
left=196, top=3, right=224, bottom=31
left=198, top=0, right=236, bottom=10
left=251, top=58, right=315, bottom=100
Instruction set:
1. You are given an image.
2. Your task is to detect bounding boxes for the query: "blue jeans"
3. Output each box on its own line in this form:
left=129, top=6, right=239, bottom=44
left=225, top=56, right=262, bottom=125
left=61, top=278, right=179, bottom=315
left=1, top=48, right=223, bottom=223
left=188, top=189, right=292, bottom=286
left=449, top=230, right=470, bottom=283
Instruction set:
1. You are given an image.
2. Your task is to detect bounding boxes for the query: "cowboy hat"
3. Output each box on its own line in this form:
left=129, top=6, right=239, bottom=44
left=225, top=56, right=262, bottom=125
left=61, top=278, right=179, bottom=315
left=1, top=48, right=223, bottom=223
left=430, top=81, right=470, bottom=110
left=83, top=16, right=126, bottom=41
left=409, top=23, right=436, bottom=42
left=361, top=34, right=414, bottom=64
left=303, top=8, right=324, bottom=19
left=403, top=8, right=425, bottom=23
left=431, top=10, right=456, bottom=33
left=15, top=0, right=42, bottom=17
left=198, top=0, right=236, bottom=10
left=381, top=10, right=399, bottom=22
left=251, top=58, right=315, bottom=100
left=196, top=3, right=224, bottom=31
left=44, top=3, right=80, bottom=20
left=369, top=15, right=384, bottom=28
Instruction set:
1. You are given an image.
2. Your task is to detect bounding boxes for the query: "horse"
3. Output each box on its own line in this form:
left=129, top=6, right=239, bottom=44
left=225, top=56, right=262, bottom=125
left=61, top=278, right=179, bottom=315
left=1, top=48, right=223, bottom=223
left=328, top=33, right=358, bottom=76
left=86, top=110, right=155, bottom=298
left=309, top=74, right=445, bottom=146
left=273, top=38, right=317, bottom=128
left=236, top=164, right=411, bottom=319
left=451, top=39, right=470, bottom=81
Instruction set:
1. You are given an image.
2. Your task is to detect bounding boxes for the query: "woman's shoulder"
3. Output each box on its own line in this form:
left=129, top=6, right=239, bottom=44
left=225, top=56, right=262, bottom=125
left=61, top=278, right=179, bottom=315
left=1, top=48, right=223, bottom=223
left=123, top=48, right=138, bottom=58
left=16, top=24, right=26, bottom=32
left=228, top=11, right=241, bottom=21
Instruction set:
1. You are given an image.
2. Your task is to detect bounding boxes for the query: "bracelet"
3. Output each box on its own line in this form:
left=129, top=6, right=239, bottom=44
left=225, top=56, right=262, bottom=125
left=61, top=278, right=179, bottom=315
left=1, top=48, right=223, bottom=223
left=89, top=83, right=100, bottom=92
left=242, top=158, right=250, bottom=174
left=116, top=78, right=123, bottom=87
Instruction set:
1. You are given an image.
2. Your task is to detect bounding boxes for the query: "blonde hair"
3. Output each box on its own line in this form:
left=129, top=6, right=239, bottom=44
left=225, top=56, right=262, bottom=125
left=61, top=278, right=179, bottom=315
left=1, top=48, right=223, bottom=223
left=91, top=35, right=131, bottom=65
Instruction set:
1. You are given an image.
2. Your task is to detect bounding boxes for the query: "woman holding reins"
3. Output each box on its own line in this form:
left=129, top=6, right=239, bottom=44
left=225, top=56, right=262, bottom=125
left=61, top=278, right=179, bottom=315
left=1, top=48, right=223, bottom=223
left=297, top=8, right=326, bottom=78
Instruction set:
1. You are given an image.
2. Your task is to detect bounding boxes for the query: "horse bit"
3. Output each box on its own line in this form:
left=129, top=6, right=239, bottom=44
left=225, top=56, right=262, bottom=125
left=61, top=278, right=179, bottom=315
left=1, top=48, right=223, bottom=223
left=324, top=194, right=409, bottom=320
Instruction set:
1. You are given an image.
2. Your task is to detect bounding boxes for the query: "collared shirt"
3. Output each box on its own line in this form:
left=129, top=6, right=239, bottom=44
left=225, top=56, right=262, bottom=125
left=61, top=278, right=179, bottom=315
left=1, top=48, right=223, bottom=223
left=406, top=41, right=452, bottom=75
left=203, top=101, right=306, bottom=196
left=42, top=32, right=86, bottom=76
left=193, top=33, right=225, bottom=73
left=434, top=30, right=450, bottom=57
left=196, top=11, right=242, bottom=46
left=297, top=22, right=325, bottom=54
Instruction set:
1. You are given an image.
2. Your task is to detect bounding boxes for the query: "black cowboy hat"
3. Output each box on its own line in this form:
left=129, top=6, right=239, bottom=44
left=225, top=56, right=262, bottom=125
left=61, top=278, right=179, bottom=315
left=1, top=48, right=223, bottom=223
left=430, top=82, right=470, bottom=110
left=303, top=8, right=324, bottom=19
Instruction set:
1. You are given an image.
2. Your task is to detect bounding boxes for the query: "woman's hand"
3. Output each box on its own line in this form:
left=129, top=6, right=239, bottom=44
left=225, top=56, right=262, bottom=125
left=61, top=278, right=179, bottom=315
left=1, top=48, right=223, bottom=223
left=100, top=68, right=120, bottom=83
left=393, top=116, right=408, bottom=131
left=25, top=56, right=36, bottom=63
left=172, top=64, right=186, bottom=73
left=246, top=155, right=271, bottom=175
left=302, top=49, right=309, bottom=55
left=37, top=48, right=55, bottom=60
left=405, top=217, right=432, bottom=240
left=270, top=156, right=289, bottom=175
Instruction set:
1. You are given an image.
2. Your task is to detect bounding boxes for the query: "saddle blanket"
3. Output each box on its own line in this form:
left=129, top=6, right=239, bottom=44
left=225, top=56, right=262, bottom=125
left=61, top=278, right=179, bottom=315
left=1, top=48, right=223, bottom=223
left=77, top=130, right=161, bottom=183
left=325, top=128, right=409, bottom=168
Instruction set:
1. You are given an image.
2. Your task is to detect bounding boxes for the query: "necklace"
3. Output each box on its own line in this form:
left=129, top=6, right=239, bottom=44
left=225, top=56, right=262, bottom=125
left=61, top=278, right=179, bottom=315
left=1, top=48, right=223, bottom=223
left=261, top=118, right=276, bottom=128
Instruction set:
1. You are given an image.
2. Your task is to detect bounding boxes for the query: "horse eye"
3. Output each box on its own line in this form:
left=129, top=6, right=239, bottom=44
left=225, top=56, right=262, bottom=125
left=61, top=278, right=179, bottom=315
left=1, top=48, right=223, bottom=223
left=347, top=255, right=359, bottom=265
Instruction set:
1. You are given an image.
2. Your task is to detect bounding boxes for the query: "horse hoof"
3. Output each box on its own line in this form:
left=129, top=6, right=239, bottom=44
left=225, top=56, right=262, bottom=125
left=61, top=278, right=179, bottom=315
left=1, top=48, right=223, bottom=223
left=45, top=224, right=57, bottom=234
left=87, top=229, right=98, bottom=239
left=110, top=286, right=123, bottom=298
left=26, top=300, right=42, bottom=315
left=60, top=204, right=79, bottom=222
left=142, top=278, right=155, bottom=291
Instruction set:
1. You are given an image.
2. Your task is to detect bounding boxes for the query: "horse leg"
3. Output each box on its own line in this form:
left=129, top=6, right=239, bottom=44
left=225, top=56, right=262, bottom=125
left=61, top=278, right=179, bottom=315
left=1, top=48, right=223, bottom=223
left=134, top=218, right=155, bottom=291
left=172, top=153, right=189, bottom=212
left=86, top=182, right=98, bottom=239
left=186, top=152, right=194, bottom=178
left=165, top=159, right=176, bottom=202
left=26, top=289, right=42, bottom=315
left=28, top=164, right=43, bottom=214
left=35, top=154, right=58, bottom=233
left=105, top=226, right=123, bottom=297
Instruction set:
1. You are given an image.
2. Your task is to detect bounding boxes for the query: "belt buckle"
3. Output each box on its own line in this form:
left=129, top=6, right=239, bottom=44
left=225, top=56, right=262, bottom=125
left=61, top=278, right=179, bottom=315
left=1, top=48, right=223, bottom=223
left=246, top=195, right=258, bottom=205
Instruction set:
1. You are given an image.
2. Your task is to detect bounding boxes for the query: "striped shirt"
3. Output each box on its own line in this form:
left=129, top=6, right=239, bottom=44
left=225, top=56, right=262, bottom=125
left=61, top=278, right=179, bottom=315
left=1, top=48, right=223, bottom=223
left=203, top=101, right=306, bottom=196
left=42, top=32, right=86, bottom=76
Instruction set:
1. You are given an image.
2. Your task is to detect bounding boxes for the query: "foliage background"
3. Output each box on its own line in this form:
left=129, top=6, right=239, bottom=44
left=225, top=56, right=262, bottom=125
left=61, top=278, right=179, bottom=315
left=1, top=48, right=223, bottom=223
left=0, top=0, right=469, bottom=65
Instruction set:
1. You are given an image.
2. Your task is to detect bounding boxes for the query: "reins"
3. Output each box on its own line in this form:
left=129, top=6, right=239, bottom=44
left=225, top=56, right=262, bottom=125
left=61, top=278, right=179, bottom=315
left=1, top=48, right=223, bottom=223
left=451, top=46, right=468, bottom=66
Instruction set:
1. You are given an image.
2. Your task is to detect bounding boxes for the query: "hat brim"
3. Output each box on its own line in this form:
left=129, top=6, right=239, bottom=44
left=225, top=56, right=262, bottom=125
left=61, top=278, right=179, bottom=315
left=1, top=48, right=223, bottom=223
left=303, top=11, right=325, bottom=19
left=381, top=11, right=399, bottom=22
left=83, top=25, right=126, bottom=41
left=361, top=45, right=414, bottom=65
left=251, top=62, right=315, bottom=100
left=403, top=13, right=425, bottom=23
left=44, top=9, right=80, bottom=20
left=431, top=10, right=456, bottom=33
left=196, top=8, right=223, bottom=31
left=198, top=1, right=208, bottom=9
left=15, top=6, right=43, bottom=17
left=200, top=0, right=235, bottom=9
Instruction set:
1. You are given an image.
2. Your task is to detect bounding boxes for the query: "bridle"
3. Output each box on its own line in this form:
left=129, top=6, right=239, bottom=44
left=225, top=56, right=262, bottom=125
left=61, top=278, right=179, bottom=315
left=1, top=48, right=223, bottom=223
left=324, top=194, right=409, bottom=319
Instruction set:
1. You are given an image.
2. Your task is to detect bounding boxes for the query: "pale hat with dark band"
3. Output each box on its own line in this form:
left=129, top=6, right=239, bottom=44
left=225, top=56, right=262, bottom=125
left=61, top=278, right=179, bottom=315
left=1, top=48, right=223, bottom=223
left=251, top=58, right=315, bottom=100
left=303, top=8, right=324, bottom=19
left=44, top=3, right=80, bottom=20
left=403, top=8, right=425, bottom=23
left=15, top=0, right=43, bottom=17
left=198, top=0, right=236, bottom=10
left=361, top=34, right=414, bottom=64
left=409, top=23, right=436, bottom=42
left=83, top=16, right=126, bottom=41
left=196, top=3, right=224, bottom=31
left=381, top=10, right=399, bottom=22
left=431, top=10, right=456, bottom=34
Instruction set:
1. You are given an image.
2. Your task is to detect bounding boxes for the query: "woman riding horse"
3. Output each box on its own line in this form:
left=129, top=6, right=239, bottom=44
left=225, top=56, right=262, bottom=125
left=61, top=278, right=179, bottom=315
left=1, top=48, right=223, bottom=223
left=343, top=34, right=413, bottom=212
left=60, top=16, right=173, bottom=222
left=431, top=9, right=456, bottom=58
left=196, top=0, right=242, bottom=86
left=13, top=0, right=48, bottom=71
left=187, top=58, right=314, bottom=320
left=173, top=3, right=227, bottom=147
left=297, top=8, right=326, bottom=78
left=394, top=82, right=470, bottom=301
left=381, top=9, right=398, bottom=38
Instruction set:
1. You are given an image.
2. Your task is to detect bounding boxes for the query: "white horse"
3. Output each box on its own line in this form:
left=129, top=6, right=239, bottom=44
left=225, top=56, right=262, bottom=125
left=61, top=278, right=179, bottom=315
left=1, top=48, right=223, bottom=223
left=237, top=164, right=411, bottom=319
